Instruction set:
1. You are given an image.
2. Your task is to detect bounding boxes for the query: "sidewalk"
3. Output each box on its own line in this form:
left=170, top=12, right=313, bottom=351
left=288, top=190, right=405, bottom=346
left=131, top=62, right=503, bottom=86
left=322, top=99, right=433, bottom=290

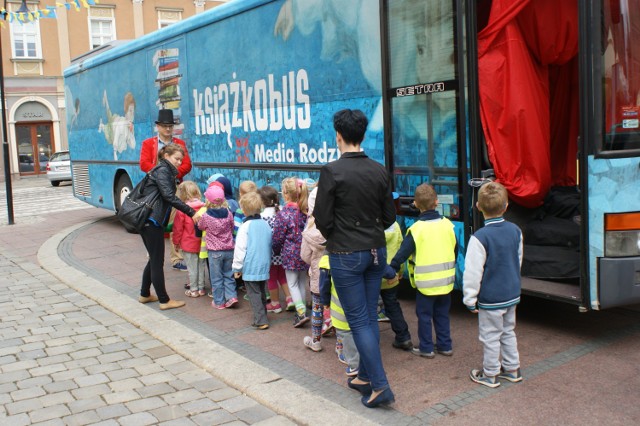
left=2, top=176, right=640, bottom=425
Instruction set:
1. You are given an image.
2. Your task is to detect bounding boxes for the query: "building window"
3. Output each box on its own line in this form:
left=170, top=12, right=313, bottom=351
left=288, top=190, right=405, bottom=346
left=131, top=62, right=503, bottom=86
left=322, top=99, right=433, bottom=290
left=88, top=7, right=116, bottom=49
left=10, top=5, right=41, bottom=59
left=158, top=9, right=182, bottom=29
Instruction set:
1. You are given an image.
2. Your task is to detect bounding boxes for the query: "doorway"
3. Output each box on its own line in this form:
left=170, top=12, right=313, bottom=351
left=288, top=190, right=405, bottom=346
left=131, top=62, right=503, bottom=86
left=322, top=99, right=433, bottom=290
left=16, top=122, right=53, bottom=175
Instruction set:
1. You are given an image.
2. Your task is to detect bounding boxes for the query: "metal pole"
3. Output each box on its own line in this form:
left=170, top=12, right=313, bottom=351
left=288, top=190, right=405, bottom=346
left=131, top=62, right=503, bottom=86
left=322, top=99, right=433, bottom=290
left=1, top=10, right=15, bottom=225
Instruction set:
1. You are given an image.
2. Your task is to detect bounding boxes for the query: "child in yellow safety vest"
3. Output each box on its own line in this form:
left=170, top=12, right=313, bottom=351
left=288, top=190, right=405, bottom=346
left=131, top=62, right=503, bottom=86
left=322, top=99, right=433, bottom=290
left=380, top=222, right=414, bottom=351
left=386, top=183, right=457, bottom=358
left=318, top=255, right=360, bottom=376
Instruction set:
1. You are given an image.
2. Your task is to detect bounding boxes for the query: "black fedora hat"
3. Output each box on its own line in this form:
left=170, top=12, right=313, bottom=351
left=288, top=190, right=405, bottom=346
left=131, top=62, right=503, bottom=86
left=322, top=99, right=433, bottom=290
left=155, top=109, right=175, bottom=125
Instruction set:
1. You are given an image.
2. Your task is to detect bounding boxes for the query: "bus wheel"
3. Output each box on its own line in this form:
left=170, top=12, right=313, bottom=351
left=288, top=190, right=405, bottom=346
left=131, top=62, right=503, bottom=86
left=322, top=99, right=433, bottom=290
left=115, top=174, right=133, bottom=212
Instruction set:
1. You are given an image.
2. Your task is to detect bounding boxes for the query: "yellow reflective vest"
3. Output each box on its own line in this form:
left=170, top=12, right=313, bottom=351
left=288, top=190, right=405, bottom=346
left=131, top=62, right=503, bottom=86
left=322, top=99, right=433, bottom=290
left=407, top=218, right=456, bottom=296
left=381, top=222, right=403, bottom=290
left=319, top=255, right=350, bottom=331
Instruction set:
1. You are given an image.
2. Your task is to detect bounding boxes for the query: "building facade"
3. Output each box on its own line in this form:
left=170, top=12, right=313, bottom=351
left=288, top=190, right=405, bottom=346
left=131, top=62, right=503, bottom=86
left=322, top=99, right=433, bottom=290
left=0, top=0, right=226, bottom=180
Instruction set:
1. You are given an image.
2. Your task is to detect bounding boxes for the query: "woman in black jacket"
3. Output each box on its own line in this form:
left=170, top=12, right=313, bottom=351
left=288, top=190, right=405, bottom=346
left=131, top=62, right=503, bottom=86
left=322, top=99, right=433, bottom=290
left=138, top=144, right=199, bottom=310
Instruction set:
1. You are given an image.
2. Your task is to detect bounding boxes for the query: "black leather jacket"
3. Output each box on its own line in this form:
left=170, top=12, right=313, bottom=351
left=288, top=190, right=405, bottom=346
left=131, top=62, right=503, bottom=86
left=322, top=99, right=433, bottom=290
left=314, top=151, right=396, bottom=252
left=146, top=159, right=195, bottom=226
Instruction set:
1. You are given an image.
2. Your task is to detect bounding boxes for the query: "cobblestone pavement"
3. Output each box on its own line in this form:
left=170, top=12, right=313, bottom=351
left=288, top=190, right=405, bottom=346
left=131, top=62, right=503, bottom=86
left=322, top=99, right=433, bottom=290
left=0, top=250, right=294, bottom=426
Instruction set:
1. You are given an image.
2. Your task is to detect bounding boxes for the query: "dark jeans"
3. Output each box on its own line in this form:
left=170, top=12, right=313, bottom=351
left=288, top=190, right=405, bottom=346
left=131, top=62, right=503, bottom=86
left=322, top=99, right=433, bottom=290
left=380, top=286, right=411, bottom=343
left=140, top=223, right=170, bottom=304
left=245, top=280, right=268, bottom=326
left=415, top=292, right=452, bottom=352
left=330, top=248, right=390, bottom=392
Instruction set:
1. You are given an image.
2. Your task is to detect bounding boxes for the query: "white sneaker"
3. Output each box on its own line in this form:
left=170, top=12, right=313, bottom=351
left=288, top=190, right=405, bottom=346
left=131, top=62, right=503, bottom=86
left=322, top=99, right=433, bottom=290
left=303, top=336, right=322, bottom=352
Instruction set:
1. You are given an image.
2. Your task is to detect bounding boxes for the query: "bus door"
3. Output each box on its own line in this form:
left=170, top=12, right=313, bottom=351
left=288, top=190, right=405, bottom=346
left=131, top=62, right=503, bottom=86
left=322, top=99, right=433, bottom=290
left=584, top=1, right=640, bottom=309
left=381, top=0, right=469, bottom=285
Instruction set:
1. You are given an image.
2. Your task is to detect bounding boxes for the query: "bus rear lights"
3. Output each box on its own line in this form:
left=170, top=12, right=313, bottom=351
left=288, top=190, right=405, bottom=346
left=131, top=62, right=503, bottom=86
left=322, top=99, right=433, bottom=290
left=605, top=212, right=640, bottom=257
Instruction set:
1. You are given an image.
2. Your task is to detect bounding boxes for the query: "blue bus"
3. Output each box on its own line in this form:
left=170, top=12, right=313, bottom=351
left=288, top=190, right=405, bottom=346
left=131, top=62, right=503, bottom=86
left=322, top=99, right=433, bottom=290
left=64, top=0, right=640, bottom=311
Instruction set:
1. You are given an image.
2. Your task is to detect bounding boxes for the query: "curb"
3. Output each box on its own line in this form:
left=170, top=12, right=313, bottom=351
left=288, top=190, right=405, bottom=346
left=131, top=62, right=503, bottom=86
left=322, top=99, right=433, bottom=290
left=37, top=220, right=379, bottom=426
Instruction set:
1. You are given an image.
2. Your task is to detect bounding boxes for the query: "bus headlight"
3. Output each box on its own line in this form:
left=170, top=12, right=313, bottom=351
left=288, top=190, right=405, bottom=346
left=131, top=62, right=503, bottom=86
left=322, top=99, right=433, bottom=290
left=604, top=213, right=640, bottom=257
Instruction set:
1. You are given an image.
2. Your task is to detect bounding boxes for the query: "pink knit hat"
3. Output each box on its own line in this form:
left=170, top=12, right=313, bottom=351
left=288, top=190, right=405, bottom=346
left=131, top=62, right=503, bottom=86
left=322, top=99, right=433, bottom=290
left=204, top=186, right=225, bottom=204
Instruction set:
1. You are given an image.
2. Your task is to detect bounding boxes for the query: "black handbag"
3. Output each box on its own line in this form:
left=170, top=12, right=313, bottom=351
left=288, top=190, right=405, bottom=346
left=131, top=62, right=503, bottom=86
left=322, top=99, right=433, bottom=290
left=117, top=173, right=160, bottom=233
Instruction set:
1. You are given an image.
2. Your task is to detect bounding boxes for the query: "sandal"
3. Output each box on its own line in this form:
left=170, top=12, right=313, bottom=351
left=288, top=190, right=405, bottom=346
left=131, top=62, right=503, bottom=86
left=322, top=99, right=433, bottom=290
left=198, top=290, right=206, bottom=296
left=185, top=290, right=200, bottom=298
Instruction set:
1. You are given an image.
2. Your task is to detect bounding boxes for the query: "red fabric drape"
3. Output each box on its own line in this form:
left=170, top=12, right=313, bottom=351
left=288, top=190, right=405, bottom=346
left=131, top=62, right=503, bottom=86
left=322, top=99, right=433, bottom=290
left=478, top=0, right=579, bottom=207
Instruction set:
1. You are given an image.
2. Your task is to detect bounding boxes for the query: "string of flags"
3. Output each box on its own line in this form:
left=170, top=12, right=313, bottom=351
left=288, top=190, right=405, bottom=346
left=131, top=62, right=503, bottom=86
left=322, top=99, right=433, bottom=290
left=0, top=0, right=99, bottom=26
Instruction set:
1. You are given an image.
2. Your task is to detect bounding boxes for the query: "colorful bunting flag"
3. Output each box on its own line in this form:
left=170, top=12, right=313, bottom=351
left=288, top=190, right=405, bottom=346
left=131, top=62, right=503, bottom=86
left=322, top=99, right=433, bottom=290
left=1, top=1, right=97, bottom=25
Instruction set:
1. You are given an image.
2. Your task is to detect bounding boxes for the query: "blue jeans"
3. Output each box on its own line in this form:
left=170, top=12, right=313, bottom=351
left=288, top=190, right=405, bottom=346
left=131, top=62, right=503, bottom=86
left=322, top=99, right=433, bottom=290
left=415, top=292, right=452, bottom=352
left=208, top=250, right=236, bottom=306
left=380, top=286, right=412, bottom=343
left=330, top=248, right=390, bottom=392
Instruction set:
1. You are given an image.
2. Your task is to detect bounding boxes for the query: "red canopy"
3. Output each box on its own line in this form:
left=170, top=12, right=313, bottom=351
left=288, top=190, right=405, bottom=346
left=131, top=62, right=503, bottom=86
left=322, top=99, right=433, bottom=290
left=478, top=0, right=579, bottom=207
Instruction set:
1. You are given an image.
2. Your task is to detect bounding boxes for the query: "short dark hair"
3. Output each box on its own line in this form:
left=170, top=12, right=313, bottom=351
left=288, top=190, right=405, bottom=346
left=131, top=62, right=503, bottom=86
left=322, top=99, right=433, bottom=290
left=333, top=109, right=368, bottom=145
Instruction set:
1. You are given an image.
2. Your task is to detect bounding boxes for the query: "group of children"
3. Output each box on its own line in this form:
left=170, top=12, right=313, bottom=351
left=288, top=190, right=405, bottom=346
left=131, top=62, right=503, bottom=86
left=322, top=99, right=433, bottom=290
left=172, top=175, right=524, bottom=390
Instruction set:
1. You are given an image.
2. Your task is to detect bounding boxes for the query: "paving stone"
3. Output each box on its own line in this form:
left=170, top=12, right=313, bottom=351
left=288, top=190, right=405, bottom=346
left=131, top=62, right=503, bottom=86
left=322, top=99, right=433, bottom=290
left=69, top=384, right=111, bottom=399
left=163, top=389, right=206, bottom=406
left=105, top=368, right=138, bottom=382
left=180, top=397, right=220, bottom=416
left=218, top=395, right=258, bottom=413
left=145, top=346, right=174, bottom=359
left=42, top=379, right=78, bottom=393
left=69, top=348, right=101, bottom=360
left=10, top=386, right=46, bottom=402
left=205, top=387, right=242, bottom=402
left=252, top=415, right=298, bottom=426
left=191, top=408, right=236, bottom=426
left=108, top=377, right=144, bottom=392
left=234, top=404, right=278, bottom=424
left=136, top=382, right=176, bottom=398
left=102, top=390, right=141, bottom=405
left=118, top=412, right=158, bottom=426
left=40, top=391, right=75, bottom=408
left=97, top=351, right=132, bottom=364
left=74, top=373, right=109, bottom=387
left=6, top=397, right=45, bottom=415
left=61, top=410, right=101, bottom=426
left=150, top=404, right=189, bottom=422
left=17, top=349, right=47, bottom=361
left=95, top=403, right=131, bottom=420
left=16, top=375, right=52, bottom=390
left=126, top=396, right=167, bottom=413
left=28, top=403, right=71, bottom=423
left=139, top=371, right=176, bottom=386
left=2, top=413, right=31, bottom=426
left=67, top=397, right=106, bottom=414
left=190, top=377, right=226, bottom=393
left=51, top=368, right=87, bottom=382
left=85, top=362, right=120, bottom=375
left=2, top=359, right=39, bottom=373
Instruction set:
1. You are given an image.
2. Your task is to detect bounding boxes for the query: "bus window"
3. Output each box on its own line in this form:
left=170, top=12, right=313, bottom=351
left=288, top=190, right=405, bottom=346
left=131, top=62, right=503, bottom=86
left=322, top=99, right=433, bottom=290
left=602, top=0, right=640, bottom=151
left=385, top=0, right=461, bottom=216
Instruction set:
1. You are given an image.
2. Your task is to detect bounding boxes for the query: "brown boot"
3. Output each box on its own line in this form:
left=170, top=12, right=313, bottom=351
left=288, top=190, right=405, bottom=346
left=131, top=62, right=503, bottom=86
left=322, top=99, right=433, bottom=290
left=159, top=300, right=185, bottom=310
left=139, top=295, right=159, bottom=304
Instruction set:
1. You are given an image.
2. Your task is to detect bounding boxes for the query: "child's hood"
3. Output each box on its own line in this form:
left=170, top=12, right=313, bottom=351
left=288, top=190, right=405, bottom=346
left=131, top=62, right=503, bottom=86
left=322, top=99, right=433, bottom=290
left=206, top=207, right=230, bottom=218
left=187, top=199, right=205, bottom=209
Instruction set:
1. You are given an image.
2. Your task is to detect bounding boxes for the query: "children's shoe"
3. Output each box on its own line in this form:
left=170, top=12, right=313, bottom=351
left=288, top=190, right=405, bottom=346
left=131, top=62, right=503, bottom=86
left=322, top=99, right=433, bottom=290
left=285, top=297, right=295, bottom=311
left=303, top=336, right=322, bottom=352
left=345, top=366, right=359, bottom=377
left=392, top=340, right=413, bottom=351
left=185, top=290, right=200, bottom=298
left=411, top=348, right=435, bottom=359
left=293, top=313, right=310, bottom=328
left=321, top=318, right=334, bottom=336
left=172, top=262, right=188, bottom=272
left=377, top=311, right=390, bottom=322
left=252, top=323, right=269, bottom=330
left=208, top=292, right=213, bottom=298
left=435, top=347, right=453, bottom=356
left=198, top=290, right=206, bottom=297
left=183, top=283, right=190, bottom=290
left=211, top=302, right=226, bottom=310
left=469, top=369, right=500, bottom=388
left=498, top=368, right=523, bottom=383
left=224, top=297, right=238, bottom=308
left=337, top=352, right=348, bottom=365
left=266, top=302, right=282, bottom=313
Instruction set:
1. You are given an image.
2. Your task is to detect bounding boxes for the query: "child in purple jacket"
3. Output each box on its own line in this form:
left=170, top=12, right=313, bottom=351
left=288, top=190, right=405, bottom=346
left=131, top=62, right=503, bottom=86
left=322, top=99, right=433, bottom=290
left=197, top=185, right=236, bottom=310
left=272, top=177, right=310, bottom=327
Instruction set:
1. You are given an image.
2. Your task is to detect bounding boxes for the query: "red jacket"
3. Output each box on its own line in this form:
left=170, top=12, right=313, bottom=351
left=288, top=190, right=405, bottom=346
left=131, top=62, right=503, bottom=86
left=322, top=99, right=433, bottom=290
left=140, top=136, right=192, bottom=180
left=172, top=199, right=205, bottom=253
